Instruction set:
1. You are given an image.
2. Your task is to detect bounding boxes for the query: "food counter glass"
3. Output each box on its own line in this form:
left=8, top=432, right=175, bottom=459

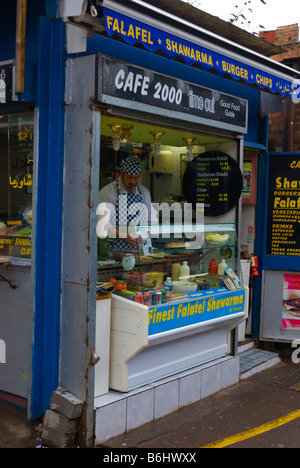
left=97, top=223, right=247, bottom=392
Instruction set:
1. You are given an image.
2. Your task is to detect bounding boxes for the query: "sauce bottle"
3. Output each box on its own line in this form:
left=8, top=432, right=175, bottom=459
left=171, top=263, right=181, bottom=281
left=209, top=258, right=218, bottom=274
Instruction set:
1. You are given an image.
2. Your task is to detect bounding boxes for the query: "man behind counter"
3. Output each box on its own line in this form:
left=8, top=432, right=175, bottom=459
left=98, top=155, right=157, bottom=249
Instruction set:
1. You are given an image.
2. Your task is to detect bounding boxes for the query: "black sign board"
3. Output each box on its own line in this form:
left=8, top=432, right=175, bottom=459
left=182, top=151, right=243, bottom=217
left=0, top=236, right=31, bottom=258
left=99, top=56, right=248, bottom=133
left=267, top=154, right=300, bottom=257
left=0, top=63, right=13, bottom=104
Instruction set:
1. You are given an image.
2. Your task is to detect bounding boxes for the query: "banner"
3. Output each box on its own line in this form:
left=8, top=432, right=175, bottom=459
left=103, top=8, right=298, bottom=99
left=148, top=288, right=245, bottom=336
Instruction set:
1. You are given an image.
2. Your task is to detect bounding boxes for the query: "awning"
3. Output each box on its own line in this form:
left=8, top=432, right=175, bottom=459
left=63, top=0, right=300, bottom=101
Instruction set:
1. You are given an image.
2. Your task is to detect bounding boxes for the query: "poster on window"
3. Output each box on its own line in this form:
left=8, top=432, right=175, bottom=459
left=282, top=274, right=300, bottom=329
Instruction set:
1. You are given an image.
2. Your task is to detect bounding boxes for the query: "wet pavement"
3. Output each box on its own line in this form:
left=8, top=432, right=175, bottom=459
left=1, top=344, right=300, bottom=448
left=101, top=346, right=300, bottom=449
left=0, top=400, right=39, bottom=448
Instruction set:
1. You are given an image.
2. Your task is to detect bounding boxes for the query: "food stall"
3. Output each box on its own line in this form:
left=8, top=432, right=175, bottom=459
left=89, top=44, right=250, bottom=392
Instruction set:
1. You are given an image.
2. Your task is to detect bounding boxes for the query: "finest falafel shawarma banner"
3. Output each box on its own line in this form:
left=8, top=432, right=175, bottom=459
left=148, top=287, right=245, bottom=336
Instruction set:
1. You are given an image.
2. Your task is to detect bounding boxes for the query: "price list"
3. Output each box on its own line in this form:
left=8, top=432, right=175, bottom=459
left=183, top=151, right=243, bottom=217
left=267, top=155, right=300, bottom=256
left=0, top=236, right=31, bottom=258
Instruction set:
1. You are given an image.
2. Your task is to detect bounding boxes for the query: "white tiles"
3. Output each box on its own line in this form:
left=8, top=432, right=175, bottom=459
left=155, top=380, right=179, bottom=419
left=95, top=355, right=240, bottom=445
left=127, top=389, right=154, bottom=431
left=179, top=372, right=201, bottom=408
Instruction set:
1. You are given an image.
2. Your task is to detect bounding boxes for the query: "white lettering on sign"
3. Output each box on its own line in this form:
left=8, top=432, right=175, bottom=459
left=189, top=90, right=215, bottom=114
left=114, top=68, right=183, bottom=105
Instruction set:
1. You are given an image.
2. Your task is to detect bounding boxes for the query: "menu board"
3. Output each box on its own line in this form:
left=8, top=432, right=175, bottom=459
left=267, top=154, right=300, bottom=256
left=182, top=151, right=243, bottom=216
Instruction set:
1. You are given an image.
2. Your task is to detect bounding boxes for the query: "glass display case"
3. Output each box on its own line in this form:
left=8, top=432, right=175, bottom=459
left=97, top=223, right=243, bottom=302
left=97, top=223, right=247, bottom=393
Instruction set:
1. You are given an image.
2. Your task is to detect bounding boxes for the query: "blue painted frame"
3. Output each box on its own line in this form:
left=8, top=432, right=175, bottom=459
left=29, top=17, right=66, bottom=420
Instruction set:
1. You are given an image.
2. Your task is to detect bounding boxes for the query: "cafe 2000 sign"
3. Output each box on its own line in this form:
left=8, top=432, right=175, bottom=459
left=98, top=55, right=248, bottom=133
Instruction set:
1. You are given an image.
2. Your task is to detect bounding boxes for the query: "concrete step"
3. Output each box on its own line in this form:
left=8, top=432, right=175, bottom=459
left=239, top=348, right=281, bottom=380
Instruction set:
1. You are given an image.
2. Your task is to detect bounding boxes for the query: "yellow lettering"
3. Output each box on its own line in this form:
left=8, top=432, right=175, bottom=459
left=112, top=18, right=120, bottom=33
left=291, top=160, right=300, bottom=169
left=106, top=16, right=113, bottom=30
left=148, top=31, right=153, bottom=45
left=120, top=21, right=126, bottom=35
left=127, top=24, right=135, bottom=38
left=135, top=26, right=141, bottom=40
left=141, top=29, right=147, bottom=43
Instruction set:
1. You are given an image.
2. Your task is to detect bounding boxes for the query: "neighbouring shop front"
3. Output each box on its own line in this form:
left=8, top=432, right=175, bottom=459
left=0, top=109, right=34, bottom=406
left=255, top=151, right=300, bottom=343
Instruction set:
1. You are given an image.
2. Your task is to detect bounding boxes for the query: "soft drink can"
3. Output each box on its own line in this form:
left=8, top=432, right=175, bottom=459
left=161, top=290, right=167, bottom=304
left=156, top=291, right=162, bottom=304
left=143, top=293, right=152, bottom=306
left=135, top=294, right=144, bottom=304
left=151, top=291, right=158, bottom=305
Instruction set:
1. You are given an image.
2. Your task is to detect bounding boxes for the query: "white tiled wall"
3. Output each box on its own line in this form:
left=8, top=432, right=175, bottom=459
left=95, top=355, right=240, bottom=444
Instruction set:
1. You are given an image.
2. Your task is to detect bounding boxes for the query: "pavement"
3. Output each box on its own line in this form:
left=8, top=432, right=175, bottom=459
left=0, top=399, right=40, bottom=448
left=1, top=342, right=300, bottom=448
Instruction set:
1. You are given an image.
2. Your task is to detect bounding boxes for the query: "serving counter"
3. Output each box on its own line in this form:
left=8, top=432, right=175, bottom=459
left=97, top=223, right=247, bottom=392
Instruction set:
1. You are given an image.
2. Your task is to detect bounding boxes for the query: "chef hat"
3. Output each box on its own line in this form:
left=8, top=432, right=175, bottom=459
left=121, top=156, right=143, bottom=175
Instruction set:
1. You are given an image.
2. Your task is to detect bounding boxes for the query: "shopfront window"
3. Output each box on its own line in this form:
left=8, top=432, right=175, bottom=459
left=0, top=112, right=34, bottom=259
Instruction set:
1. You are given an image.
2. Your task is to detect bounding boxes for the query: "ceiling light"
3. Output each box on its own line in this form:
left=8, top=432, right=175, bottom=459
left=108, top=123, right=124, bottom=151
left=183, top=137, right=195, bottom=161
left=151, top=131, right=165, bottom=156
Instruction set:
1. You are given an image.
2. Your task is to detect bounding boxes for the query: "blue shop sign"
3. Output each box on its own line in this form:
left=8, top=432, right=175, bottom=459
left=148, top=288, right=245, bottom=336
left=103, top=7, right=298, bottom=99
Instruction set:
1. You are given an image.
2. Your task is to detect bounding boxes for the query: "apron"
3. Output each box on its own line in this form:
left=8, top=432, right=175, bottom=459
left=114, top=179, right=146, bottom=251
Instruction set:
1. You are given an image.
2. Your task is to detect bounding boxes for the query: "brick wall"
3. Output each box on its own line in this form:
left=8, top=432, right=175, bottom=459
left=260, top=24, right=300, bottom=152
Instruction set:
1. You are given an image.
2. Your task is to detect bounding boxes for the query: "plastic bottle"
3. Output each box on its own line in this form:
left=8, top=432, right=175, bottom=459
left=164, top=277, right=173, bottom=302
left=218, top=259, right=228, bottom=275
left=171, top=263, right=181, bottom=281
left=209, top=258, right=218, bottom=274
left=179, top=261, right=190, bottom=279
